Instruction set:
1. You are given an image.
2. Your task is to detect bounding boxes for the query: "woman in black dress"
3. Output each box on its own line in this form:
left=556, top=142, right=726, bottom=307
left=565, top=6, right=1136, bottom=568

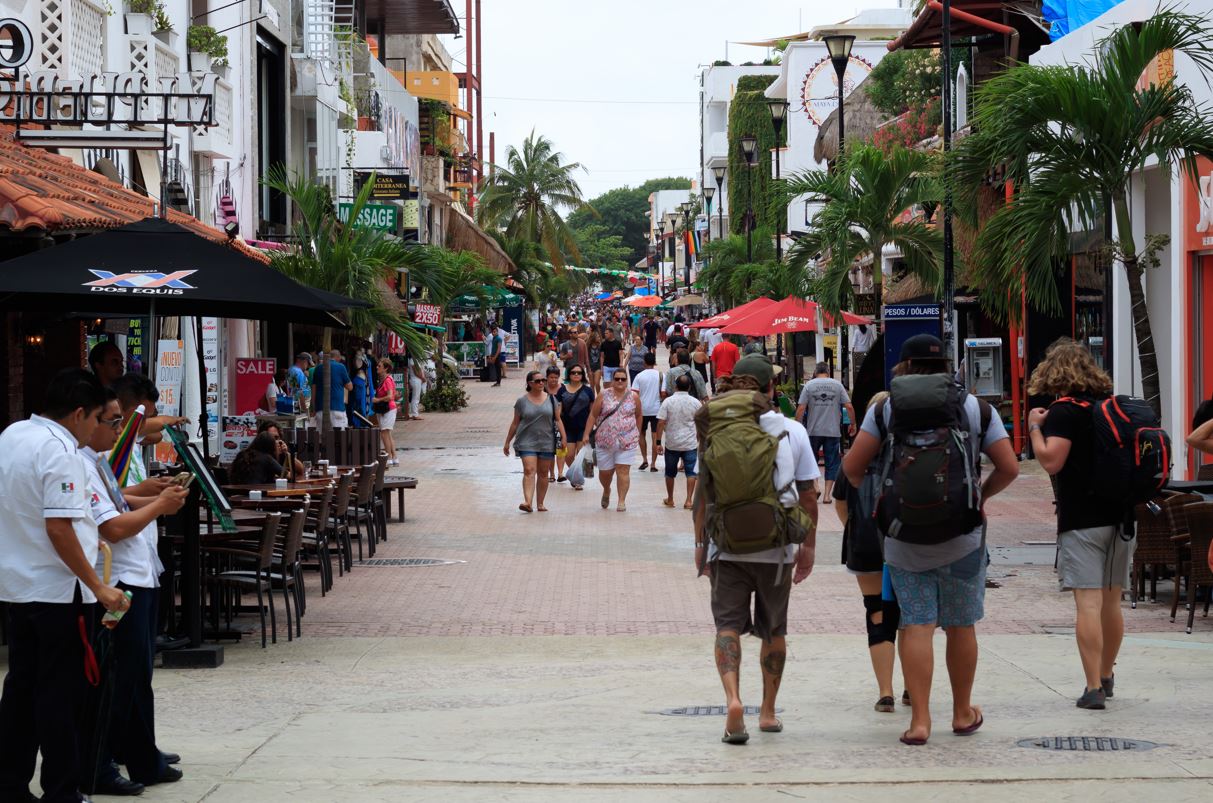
left=557, top=364, right=594, bottom=489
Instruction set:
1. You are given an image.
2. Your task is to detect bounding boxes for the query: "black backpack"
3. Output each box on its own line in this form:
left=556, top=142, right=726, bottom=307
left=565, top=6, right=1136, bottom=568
left=874, top=374, right=992, bottom=545
left=1052, top=395, right=1171, bottom=507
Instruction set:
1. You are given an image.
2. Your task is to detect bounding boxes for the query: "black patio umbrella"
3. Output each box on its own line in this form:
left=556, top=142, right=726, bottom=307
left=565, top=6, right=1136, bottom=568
left=0, top=216, right=366, bottom=325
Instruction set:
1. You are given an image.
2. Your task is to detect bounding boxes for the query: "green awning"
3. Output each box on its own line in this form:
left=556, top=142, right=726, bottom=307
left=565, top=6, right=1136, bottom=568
left=452, top=285, right=521, bottom=308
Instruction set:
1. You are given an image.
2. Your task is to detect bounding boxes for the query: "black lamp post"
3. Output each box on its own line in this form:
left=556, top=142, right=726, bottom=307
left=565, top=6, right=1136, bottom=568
left=823, top=34, right=855, bottom=158
left=702, top=186, right=715, bottom=248
left=940, top=0, right=956, bottom=362
left=712, top=165, right=726, bottom=242
left=739, top=134, right=758, bottom=263
left=681, top=201, right=695, bottom=289
left=767, top=99, right=788, bottom=263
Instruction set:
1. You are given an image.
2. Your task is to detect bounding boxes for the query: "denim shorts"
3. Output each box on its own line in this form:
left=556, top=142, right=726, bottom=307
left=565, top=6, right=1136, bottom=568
left=888, top=547, right=987, bottom=628
left=663, top=448, right=698, bottom=478
left=516, top=450, right=555, bottom=460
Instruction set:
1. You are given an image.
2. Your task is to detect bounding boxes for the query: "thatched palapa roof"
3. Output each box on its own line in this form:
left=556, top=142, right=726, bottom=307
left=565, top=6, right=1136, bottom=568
left=814, top=89, right=892, bottom=163
left=445, top=204, right=516, bottom=275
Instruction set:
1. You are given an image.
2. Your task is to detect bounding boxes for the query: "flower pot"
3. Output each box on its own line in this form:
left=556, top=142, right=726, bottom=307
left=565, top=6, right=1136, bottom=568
left=153, top=29, right=178, bottom=48
left=125, top=13, right=153, bottom=36
left=212, top=62, right=229, bottom=80
left=357, top=116, right=375, bottom=132
left=189, top=51, right=212, bottom=72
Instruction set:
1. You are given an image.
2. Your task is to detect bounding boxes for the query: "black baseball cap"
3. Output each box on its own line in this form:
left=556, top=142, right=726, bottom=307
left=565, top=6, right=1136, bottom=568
left=899, top=333, right=946, bottom=362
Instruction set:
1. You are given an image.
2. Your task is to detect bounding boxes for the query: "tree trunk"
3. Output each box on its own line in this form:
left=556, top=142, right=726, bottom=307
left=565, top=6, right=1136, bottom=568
left=1114, top=198, right=1161, bottom=415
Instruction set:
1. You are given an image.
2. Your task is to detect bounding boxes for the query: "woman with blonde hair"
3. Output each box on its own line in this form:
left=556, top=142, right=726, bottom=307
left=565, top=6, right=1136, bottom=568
left=1027, top=338, right=1130, bottom=710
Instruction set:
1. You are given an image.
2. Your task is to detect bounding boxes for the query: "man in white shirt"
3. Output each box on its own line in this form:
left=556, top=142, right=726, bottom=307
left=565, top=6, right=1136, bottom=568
left=630, top=352, right=663, bottom=472
left=693, top=355, right=819, bottom=745
left=655, top=373, right=702, bottom=508
left=0, top=368, right=129, bottom=803
left=81, top=375, right=189, bottom=792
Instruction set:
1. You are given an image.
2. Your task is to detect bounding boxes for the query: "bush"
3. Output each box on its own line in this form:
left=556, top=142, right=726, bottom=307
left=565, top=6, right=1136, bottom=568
left=420, top=363, right=468, bottom=412
left=187, top=25, right=229, bottom=64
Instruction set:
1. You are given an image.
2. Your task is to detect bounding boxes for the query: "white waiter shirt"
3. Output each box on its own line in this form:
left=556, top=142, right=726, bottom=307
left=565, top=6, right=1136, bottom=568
left=83, top=446, right=161, bottom=589
left=0, top=416, right=98, bottom=603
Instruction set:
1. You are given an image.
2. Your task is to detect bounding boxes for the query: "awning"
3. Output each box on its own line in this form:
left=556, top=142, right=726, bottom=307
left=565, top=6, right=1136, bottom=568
left=363, top=0, right=459, bottom=35
left=887, top=1, right=1022, bottom=56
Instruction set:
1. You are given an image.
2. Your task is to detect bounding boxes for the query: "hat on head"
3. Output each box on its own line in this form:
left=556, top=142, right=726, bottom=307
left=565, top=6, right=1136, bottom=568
left=732, top=353, right=782, bottom=388
left=899, top=333, right=946, bottom=362
left=296, top=351, right=314, bottom=365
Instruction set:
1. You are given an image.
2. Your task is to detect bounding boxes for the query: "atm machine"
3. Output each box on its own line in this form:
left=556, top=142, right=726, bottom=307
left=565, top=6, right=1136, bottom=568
left=963, top=338, right=1004, bottom=400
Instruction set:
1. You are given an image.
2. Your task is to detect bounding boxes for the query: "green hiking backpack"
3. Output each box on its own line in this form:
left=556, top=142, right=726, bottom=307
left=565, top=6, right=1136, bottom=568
left=694, top=390, right=813, bottom=555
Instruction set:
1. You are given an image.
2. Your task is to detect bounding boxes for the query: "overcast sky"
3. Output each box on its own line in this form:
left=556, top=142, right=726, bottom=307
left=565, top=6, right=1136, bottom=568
left=440, top=1, right=866, bottom=201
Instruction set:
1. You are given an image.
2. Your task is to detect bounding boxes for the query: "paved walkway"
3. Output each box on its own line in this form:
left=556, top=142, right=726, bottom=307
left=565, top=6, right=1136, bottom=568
left=9, top=363, right=1213, bottom=800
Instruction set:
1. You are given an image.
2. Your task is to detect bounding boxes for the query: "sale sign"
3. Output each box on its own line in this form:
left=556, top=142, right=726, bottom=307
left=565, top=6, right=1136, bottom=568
left=234, top=357, right=276, bottom=415
left=413, top=303, right=442, bottom=327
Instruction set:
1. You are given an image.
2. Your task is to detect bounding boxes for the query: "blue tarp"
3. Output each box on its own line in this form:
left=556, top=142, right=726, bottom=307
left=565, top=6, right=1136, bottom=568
left=632, top=287, right=652, bottom=296
left=1043, top=0, right=1122, bottom=41
left=594, top=291, right=612, bottom=300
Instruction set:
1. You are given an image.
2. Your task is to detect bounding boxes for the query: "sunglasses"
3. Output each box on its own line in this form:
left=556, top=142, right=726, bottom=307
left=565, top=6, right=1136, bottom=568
left=569, top=370, right=584, bottom=376
left=613, top=376, right=628, bottom=382
left=101, top=416, right=123, bottom=430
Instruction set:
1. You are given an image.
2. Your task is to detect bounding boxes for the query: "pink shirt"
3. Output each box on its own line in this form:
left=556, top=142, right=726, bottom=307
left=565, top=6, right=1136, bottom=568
left=378, top=375, right=397, bottom=411
left=595, top=389, right=639, bottom=451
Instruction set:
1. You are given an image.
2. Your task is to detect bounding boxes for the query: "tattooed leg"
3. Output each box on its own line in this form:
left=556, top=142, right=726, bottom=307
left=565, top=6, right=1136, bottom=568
left=759, top=636, right=787, bottom=729
left=715, top=631, right=745, bottom=734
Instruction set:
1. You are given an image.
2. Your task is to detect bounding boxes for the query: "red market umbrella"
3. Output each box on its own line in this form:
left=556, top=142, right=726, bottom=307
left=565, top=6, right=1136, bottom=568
left=691, top=296, right=776, bottom=329
left=822, top=310, right=874, bottom=327
left=718, top=296, right=820, bottom=336
left=623, top=294, right=662, bottom=307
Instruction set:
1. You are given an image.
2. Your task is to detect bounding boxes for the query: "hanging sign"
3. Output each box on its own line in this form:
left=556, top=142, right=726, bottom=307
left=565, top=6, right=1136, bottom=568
left=413, top=303, right=442, bottom=327
left=337, top=202, right=398, bottom=231
left=234, top=357, right=276, bottom=415
left=354, top=171, right=413, bottom=200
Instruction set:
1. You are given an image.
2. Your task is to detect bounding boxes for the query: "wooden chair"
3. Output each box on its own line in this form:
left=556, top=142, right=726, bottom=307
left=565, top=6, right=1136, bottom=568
left=1164, top=494, right=1202, bottom=622
left=1178, top=502, right=1213, bottom=634
left=327, top=472, right=356, bottom=573
left=346, top=463, right=378, bottom=562
left=1131, top=495, right=1193, bottom=606
left=372, top=456, right=388, bottom=544
left=201, top=513, right=281, bottom=648
left=299, top=484, right=336, bottom=594
left=1197, top=464, right=1213, bottom=481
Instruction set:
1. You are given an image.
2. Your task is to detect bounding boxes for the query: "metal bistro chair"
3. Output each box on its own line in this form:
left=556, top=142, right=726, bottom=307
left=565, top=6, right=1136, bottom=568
left=346, top=463, right=378, bottom=562
left=1178, top=501, right=1213, bottom=634
left=327, top=472, right=357, bottom=573
left=300, top=484, right=336, bottom=594
left=372, top=456, right=388, bottom=544
left=220, top=503, right=309, bottom=640
left=202, top=512, right=282, bottom=648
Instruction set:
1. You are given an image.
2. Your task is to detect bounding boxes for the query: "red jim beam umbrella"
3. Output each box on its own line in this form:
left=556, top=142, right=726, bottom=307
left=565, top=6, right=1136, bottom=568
left=689, top=296, right=776, bottom=329
left=717, top=296, right=820, bottom=336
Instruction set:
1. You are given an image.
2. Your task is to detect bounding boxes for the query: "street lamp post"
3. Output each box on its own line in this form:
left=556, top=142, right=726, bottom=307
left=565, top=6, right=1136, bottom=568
left=767, top=99, right=788, bottom=263
left=702, top=186, right=714, bottom=247
left=739, top=134, right=758, bottom=263
left=823, top=34, right=855, bottom=159
left=681, top=201, right=695, bottom=290
left=712, top=166, right=726, bottom=242
left=940, top=0, right=956, bottom=362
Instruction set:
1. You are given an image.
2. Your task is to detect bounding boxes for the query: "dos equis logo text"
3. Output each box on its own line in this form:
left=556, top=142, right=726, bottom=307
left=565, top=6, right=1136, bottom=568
left=84, top=270, right=198, bottom=295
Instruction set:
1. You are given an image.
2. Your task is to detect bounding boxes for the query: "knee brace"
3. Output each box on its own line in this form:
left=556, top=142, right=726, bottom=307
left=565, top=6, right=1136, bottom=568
left=864, top=594, right=899, bottom=647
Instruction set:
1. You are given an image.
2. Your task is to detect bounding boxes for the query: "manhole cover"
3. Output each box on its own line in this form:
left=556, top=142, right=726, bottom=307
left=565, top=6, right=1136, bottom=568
left=356, top=558, right=465, bottom=567
left=1016, top=736, right=1160, bottom=752
left=656, top=706, right=782, bottom=717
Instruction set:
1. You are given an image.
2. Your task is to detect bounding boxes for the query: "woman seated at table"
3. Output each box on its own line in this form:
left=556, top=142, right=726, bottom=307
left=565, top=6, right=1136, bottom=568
left=1188, top=397, right=1213, bottom=457
left=256, top=420, right=307, bottom=478
left=229, top=432, right=285, bottom=485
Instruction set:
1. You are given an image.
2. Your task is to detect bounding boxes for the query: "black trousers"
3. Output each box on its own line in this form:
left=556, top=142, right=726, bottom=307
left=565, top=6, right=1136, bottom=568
left=0, top=599, right=87, bottom=802
left=88, top=584, right=164, bottom=785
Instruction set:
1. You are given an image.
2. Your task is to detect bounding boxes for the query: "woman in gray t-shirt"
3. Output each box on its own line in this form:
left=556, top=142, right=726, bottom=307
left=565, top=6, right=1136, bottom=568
left=503, top=370, right=568, bottom=513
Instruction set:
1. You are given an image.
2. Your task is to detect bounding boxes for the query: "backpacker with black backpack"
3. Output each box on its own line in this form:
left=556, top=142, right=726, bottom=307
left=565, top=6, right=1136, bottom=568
left=1050, top=395, right=1171, bottom=507
left=874, top=374, right=992, bottom=545
left=694, top=390, right=813, bottom=557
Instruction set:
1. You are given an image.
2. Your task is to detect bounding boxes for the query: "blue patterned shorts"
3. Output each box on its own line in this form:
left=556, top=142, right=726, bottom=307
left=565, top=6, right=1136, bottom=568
left=888, top=547, right=987, bottom=628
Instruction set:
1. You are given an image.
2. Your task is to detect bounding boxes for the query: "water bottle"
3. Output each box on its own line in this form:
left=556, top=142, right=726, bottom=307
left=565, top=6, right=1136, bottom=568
left=101, top=590, right=134, bottom=629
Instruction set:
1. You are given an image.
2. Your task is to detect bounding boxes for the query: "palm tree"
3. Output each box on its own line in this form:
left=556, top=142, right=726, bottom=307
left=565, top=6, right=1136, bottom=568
left=784, top=143, right=943, bottom=322
left=476, top=131, right=594, bottom=268
left=951, top=10, right=1213, bottom=413
left=263, top=167, right=443, bottom=425
left=399, top=245, right=503, bottom=319
left=696, top=230, right=776, bottom=310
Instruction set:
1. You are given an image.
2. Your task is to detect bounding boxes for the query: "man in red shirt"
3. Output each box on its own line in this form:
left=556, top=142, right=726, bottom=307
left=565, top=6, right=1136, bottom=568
left=710, top=337, right=741, bottom=390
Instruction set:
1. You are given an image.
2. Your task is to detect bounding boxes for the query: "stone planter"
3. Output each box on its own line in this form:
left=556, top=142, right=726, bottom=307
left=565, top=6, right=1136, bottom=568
left=153, top=28, right=179, bottom=48
left=125, top=13, right=153, bottom=36
left=189, top=52, right=212, bottom=72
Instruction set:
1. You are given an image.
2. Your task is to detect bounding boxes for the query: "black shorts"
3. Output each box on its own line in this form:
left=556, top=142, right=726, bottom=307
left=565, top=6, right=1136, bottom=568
left=642, top=415, right=658, bottom=432
left=710, top=560, right=793, bottom=642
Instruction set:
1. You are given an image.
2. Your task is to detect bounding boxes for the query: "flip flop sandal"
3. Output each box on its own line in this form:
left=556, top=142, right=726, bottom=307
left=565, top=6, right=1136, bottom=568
left=759, top=718, right=783, bottom=733
left=683, top=501, right=694, bottom=509
left=616, top=503, right=626, bottom=512
left=639, top=462, right=649, bottom=471
left=875, top=696, right=896, bottom=713
left=557, top=476, right=568, bottom=483
left=663, top=499, right=675, bottom=507
left=899, top=731, right=928, bottom=746
left=518, top=504, right=532, bottom=513
left=952, top=712, right=983, bottom=735
left=721, top=729, right=750, bottom=745
left=902, top=690, right=911, bottom=706
left=601, top=492, right=610, bottom=509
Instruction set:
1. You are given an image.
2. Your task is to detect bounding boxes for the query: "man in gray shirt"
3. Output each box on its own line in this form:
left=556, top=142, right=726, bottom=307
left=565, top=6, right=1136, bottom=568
left=795, top=362, right=856, bottom=501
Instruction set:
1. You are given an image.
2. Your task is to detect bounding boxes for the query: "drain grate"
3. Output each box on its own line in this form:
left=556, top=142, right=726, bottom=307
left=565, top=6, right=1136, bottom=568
left=1017, top=736, right=1160, bottom=752
left=356, top=558, right=465, bottom=567
left=656, top=705, right=782, bottom=717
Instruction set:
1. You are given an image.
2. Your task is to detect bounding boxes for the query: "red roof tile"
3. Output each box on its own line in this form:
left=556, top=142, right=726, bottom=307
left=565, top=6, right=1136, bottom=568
left=0, top=126, right=267, bottom=262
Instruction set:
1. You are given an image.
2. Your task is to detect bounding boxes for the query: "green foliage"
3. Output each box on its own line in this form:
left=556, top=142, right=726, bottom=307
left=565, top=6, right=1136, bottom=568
left=476, top=131, right=592, bottom=269
left=420, top=363, right=468, bottom=412
left=566, top=177, right=692, bottom=267
left=695, top=229, right=778, bottom=309
left=128, top=0, right=157, bottom=15
left=727, top=77, right=785, bottom=238
left=864, top=49, right=941, bottom=117
left=151, top=3, right=171, bottom=32
left=398, top=245, right=502, bottom=317
left=187, top=25, right=228, bottom=64
left=712, top=60, right=732, bottom=67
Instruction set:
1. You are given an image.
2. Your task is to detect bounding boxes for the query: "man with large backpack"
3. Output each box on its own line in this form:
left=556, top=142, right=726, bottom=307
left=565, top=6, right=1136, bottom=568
left=843, top=335, right=1019, bottom=746
left=694, top=354, right=819, bottom=745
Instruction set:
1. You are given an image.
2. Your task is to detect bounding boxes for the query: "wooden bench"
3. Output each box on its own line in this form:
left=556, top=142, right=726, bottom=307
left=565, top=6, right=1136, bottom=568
left=382, top=477, right=418, bottom=522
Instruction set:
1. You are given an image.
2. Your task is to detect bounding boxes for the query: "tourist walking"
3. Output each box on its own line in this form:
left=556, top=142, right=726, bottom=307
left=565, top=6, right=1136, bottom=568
left=373, top=359, right=400, bottom=465
left=587, top=331, right=603, bottom=392
left=842, top=334, right=1019, bottom=746
left=694, top=354, right=819, bottom=744
left=626, top=334, right=649, bottom=383
left=665, top=349, right=707, bottom=401
left=631, top=352, right=664, bottom=471
left=582, top=370, right=642, bottom=511
left=795, top=362, right=856, bottom=501
left=1027, top=339, right=1135, bottom=710
left=503, top=371, right=568, bottom=513
left=543, top=367, right=565, bottom=482
left=655, top=373, right=702, bottom=508
left=489, top=323, right=505, bottom=386
left=407, top=354, right=426, bottom=420
left=557, top=365, right=594, bottom=489
left=692, top=340, right=711, bottom=388
left=711, top=335, right=741, bottom=385
left=642, top=314, right=660, bottom=352
left=834, top=391, right=905, bottom=712
left=600, top=328, right=624, bottom=384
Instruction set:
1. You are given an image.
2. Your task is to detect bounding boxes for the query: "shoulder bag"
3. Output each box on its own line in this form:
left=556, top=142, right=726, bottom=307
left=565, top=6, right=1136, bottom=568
left=589, top=391, right=625, bottom=449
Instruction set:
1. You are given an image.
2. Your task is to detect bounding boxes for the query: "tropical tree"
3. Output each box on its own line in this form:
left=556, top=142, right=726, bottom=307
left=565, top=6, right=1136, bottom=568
left=951, top=9, right=1213, bottom=413
left=696, top=229, right=777, bottom=310
left=263, top=167, right=442, bottom=425
left=399, top=245, right=503, bottom=319
left=566, top=177, right=692, bottom=265
left=784, top=142, right=943, bottom=321
left=476, top=130, right=594, bottom=269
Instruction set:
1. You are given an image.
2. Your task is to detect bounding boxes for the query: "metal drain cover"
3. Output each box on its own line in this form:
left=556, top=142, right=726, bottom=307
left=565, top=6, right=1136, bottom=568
left=656, top=706, right=782, bottom=717
left=1017, top=736, right=1160, bottom=752
left=356, top=558, right=465, bottom=567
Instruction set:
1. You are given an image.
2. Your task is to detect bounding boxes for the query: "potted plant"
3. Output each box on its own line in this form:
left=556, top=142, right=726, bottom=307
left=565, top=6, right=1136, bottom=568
left=151, top=5, right=176, bottom=48
left=125, top=0, right=155, bottom=36
left=187, top=24, right=229, bottom=75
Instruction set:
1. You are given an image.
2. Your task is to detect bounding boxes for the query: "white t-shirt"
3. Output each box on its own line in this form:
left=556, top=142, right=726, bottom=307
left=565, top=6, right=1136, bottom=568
left=631, top=368, right=663, bottom=416
left=83, top=447, right=162, bottom=589
left=0, top=416, right=99, bottom=604
left=657, top=393, right=702, bottom=451
left=711, top=411, right=820, bottom=564
left=703, top=328, right=722, bottom=356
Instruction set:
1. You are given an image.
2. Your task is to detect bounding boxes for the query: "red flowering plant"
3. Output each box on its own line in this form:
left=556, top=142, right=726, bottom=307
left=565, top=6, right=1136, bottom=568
left=872, top=97, right=942, bottom=152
